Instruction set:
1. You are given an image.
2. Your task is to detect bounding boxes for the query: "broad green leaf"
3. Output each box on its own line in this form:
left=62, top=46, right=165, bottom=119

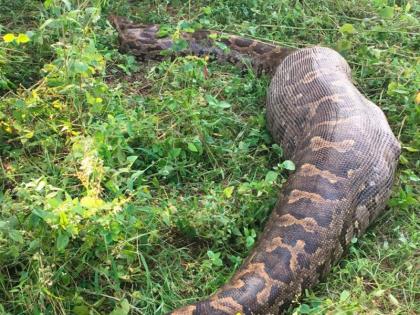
left=158, top=165, right=174, bottom=176
left=403, top=146, right=418, bottom=153
left=379, top=6, right=394, bottom=19
left=265, top=171, right=278, bottom=183
left=387, top=81, right=398, bottom=95
left=207, top=251, right=223, bottom=267
left=215, top=41, right=229, bottom=52
left=281, top=160, right=295, bottom=171
left=73, top=61, right=88, bottom=74
left=0, top=220, right=8, bottom=231
left=206, top=94, right=231, bottom=109
left=9, top=230, right=24, bottom=244
left=178, top=20, right=194, bottom=32
left=157, top=25, right=171, bottom=38
left=105, top=180, right=119, bottom=194
left=340, top=290, right=350, bottom=302
left=217, top=101, right=231, bottom=109
left=246, top=236, right=255, bottom=248
left=202, top=6, right=212, bottom=15
left=110, top=299, right=130, bottom=315
left=73, top=305, right=90, bottom=315
left=172, top=39, right=188, bottom=52
left=207, top=250, right=214, bottom=258
left=56, top=233, right=70, bottom=251
left=337, top=39, right=352, bottom=51
left=339, top=23, right=356, bottom=34
left=187, top=142, right=198, bottom=152
left=40, top=18, right=57, bottom=29
left=169, top=148, right=181, bottom=158
left=86, top=92, right=96, bottom=105
left=208, top=33, right=218, bottom=39
left=126, top=155, right=138, bottom=166
left=238, top=183, right=251, bottom=194
left=272, top=143, right=283, bottom=156
left=44, top=0, right=54, bottom=8
left=298, top=304, right=311, bottom=314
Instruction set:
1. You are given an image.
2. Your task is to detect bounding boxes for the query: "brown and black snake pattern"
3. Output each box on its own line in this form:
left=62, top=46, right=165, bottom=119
left=109, top=16, right=401, bottom=315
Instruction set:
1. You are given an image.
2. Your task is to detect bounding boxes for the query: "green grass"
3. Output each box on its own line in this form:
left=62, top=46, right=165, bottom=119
left=0, top=0, right=418, bottom=314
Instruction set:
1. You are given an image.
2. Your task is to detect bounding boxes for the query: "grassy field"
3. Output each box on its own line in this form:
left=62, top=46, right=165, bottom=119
left=0, top=0, right=418, bottom=314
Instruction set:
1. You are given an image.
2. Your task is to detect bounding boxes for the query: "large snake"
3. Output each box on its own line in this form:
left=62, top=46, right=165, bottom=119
left=109, top=15, right=401, bottom=315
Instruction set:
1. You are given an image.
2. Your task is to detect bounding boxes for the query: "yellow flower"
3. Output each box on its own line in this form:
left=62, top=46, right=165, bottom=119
left=223, top=186, right=234, bottom=198
left=16, top=33, right=30, bottom=44
left=3, top=33, right=15, bottom=43
left=52, top=100, right=64, bottom=109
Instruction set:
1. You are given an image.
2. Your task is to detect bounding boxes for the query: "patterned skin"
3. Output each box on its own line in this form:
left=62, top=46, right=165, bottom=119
left=109, top=15, right=401, bottom=315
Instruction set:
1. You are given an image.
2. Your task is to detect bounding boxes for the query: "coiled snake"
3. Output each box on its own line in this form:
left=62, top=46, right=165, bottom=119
left=109, top=15, right=401, bottom=315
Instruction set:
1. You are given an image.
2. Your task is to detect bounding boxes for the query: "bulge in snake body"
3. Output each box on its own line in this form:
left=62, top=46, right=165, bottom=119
left=109, top=16, right=401, bottom=315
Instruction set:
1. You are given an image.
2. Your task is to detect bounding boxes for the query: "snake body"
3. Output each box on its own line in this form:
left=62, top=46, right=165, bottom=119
left=110, top=16, right=401, bottom=315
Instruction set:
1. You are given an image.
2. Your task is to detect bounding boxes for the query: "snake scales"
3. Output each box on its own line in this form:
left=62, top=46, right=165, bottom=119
left=109, top=15, right=401, bottom=315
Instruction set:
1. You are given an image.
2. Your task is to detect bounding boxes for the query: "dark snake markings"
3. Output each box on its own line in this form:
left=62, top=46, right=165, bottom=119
left=109, top=15, right=401, bottom=315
